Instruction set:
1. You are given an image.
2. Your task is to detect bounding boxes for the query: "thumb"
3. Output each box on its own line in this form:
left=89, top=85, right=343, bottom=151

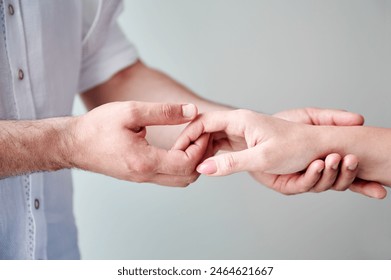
left=127, top=102, right=198, bottom=127
left=306, top=108, right=365, bottom=126
left=196, top=149, right=256, bottom=176
left=349, top=180, right=387, bottom=199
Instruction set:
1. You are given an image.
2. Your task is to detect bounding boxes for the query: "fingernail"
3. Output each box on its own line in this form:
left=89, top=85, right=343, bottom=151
left=197, top=160, right=217, bottom=174
left=182, top=104, right=196, bottom=118
left=317, top=167, right=324, bottom=173
left=347, top=162, right=358, bottom=171
left=331, top=164, right=338, bottom=170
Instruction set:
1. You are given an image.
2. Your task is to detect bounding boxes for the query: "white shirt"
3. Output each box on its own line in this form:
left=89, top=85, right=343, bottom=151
left=0, top=0, right=138, bottom=259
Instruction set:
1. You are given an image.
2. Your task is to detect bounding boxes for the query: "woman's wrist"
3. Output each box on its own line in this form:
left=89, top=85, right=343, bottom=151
left=310, top=125, right=391, bottom=184
left=311, top=125, right=345, bottom=157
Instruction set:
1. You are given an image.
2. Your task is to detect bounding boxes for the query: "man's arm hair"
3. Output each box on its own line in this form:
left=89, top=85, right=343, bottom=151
left=0, top=117, right=76, bottom=178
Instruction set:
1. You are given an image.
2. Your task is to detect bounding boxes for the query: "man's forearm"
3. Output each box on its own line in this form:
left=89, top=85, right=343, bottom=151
left=0, top=118, right=75, bottom=178
left=82, top=61, right=231, bottom=112
left=315, top=125, right=391, bottom=186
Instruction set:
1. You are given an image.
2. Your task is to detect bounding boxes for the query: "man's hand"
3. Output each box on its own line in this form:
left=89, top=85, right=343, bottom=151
left=173, top=109, right=386, bottom=198
left=72, top=101, right=209, bottom=187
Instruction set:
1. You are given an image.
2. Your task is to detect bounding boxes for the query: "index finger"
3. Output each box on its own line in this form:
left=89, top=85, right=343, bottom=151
left=150, top=133, right=211, bottom=176
left=125, top=102, right=198, bottom=128
left=172, top=111, right=237, bottom=151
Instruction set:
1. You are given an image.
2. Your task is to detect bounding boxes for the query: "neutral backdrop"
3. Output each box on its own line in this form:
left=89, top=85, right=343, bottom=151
left=72, top=0, right=391, bottom=259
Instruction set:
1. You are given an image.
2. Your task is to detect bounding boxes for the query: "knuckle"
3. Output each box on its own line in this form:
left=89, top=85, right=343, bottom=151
left=221, top=154, right=236, bottom=174
left=133, top=161, right=154, bottom=174
left=126, top=101, right=137, bottom=112
left=126, top=101, right=140, bottom=123
left=161, top=104, right=176, bottom=120
left=236, top=109, right=254, bottom=120
left=124, top=157, right=154, bottom=182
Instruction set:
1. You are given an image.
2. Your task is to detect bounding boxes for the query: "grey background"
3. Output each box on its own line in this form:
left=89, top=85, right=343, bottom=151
left=72, top=0, right=391, bottom=259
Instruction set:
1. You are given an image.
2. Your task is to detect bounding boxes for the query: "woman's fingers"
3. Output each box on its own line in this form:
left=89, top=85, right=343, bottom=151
left=331, top=154, right=359, bottom=192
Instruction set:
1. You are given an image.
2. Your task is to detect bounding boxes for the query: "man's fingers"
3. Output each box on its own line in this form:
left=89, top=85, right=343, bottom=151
left=154, top=133, right=210, bottom=176
left=310, top=154, right=341, bottom=192
left=126, top=102, right=198, bottom=127
left=268, top=160, right=325, bottom=195
left=182, top=133, right=211, bottom=168
left=331, top=154, right=359, bottom=191
left=349, top=180, right=387, bottom=199
left=196, top=149, right=259, bottom=176
left=284, top=160, right=325, bottom=194
left=305, top=108, right=364, bottom=126
left=148, top=173, right=200, bottom=187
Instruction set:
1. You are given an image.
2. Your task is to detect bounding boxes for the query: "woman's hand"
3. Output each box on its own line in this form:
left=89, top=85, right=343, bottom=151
left=173, top=109, right=386, bottom=198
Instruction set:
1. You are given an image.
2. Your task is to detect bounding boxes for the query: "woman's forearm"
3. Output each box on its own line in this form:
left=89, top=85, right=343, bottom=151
left=314, top=125, right=391, bottom=186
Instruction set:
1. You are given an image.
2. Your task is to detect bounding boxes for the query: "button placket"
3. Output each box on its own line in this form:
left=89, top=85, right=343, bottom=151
left=3, top=0, right=45, bottom=259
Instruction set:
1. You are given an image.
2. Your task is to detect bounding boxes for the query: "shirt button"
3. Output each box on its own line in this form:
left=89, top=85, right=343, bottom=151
left=34, top=199, right=40, bottom=210
left=18, top=69, right=24, bottom=80
left=8, top=4, right=14, bottom=16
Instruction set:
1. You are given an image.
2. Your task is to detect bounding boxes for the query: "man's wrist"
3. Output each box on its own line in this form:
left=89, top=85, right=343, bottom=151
left=54, top=116, right=79, bottom=170
left=0, top=116, right=81, bottom=178
left=33, top=116, right=80, bottom=171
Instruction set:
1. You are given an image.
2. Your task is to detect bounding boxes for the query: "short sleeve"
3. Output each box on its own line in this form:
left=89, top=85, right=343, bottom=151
left=78, top=0, right=138, bottom=93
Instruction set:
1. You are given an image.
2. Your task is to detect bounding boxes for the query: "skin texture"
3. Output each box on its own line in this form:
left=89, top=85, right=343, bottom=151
left=81, top=61, right=382, bottom=197
left=0, top=117, right=75, bottom=178
left=173, top=109, right=387, bottom=198
left=0, top=60, right=382, bottom=197
left=0, top=102, right=209, bottom=187
left=314, top=125, right=391, bottom=187
left=72, top=101, right=210, bottom=187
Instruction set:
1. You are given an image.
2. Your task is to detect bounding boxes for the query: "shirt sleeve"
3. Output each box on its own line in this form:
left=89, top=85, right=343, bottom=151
left=78, top=1, right=138, bottom=93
